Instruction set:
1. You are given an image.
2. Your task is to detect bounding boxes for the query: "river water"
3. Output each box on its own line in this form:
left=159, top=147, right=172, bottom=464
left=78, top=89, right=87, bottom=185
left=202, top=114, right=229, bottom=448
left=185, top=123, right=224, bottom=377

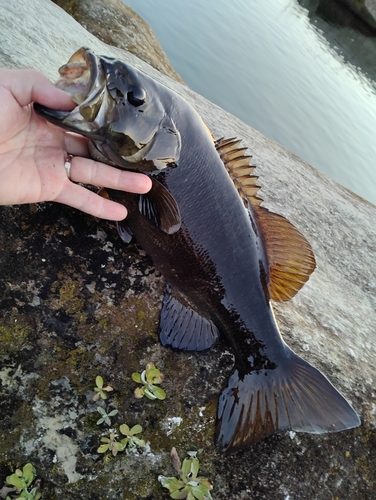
left=124, top=0, right=376, bottom=205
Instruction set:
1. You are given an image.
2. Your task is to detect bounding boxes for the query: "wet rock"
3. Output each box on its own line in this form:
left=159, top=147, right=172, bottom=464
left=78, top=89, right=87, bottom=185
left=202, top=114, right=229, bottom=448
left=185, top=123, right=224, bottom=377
left=0, top=0, right=375, bottom=498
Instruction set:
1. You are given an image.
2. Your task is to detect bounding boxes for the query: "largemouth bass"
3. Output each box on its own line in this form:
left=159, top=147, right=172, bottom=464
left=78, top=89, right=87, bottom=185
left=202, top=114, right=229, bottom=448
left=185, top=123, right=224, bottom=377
left=35, top=48, right=360, bottom=452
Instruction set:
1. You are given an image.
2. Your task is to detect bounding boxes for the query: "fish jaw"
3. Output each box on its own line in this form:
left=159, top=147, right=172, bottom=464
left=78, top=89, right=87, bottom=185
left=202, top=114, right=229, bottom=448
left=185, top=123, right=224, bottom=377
left=34, top=47, right=110, bottom=139
left=34, top=47, right=181, bottom=172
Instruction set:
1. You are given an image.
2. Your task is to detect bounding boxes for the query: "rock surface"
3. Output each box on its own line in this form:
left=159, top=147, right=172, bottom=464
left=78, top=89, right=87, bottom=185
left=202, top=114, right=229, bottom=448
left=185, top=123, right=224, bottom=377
left=339, top=0, right=376, bottom=29
left=52, top=0, right=184, bottom=83
left=0, top=0, right=375, bottom=498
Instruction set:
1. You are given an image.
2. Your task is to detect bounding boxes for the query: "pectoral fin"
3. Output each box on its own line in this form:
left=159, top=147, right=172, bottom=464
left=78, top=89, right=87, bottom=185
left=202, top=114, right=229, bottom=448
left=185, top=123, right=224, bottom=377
left=139, top=178, right=181, bottom=234
left=159, top=285, right=219, bottom=351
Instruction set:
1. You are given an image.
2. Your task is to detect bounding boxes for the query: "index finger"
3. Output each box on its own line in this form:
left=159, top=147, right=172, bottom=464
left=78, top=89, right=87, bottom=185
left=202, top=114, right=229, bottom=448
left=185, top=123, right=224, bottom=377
left=69, top=156, right=152, bottom=194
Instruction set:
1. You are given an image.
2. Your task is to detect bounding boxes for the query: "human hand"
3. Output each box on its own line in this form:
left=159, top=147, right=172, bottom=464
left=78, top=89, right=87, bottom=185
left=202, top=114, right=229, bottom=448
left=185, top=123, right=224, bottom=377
left=0, top=68, right=152, bottom=220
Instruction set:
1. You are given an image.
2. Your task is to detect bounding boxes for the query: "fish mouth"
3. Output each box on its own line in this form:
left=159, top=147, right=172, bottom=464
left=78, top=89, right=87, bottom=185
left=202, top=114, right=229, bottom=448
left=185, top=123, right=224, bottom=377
left=34, top=47, right=109, bottom=140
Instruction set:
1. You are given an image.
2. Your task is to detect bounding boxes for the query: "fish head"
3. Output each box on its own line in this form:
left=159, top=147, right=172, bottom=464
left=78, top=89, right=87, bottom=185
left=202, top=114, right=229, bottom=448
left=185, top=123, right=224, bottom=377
left=34, top=47, right=181, bottom=172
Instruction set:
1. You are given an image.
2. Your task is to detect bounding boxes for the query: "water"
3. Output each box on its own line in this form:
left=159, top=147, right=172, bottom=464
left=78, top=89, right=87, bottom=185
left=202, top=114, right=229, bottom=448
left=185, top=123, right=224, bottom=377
left=124, top=0, right=376, bottom=205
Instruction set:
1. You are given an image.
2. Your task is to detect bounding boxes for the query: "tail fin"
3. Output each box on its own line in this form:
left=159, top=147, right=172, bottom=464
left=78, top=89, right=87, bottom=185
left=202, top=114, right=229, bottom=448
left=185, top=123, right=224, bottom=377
left=215, top=348, right=360, bottom=453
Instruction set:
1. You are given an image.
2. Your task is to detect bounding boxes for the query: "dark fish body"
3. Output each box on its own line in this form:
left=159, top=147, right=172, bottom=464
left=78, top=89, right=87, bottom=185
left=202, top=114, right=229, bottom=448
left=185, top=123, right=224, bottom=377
left=35, top=48, right=360, bottom=452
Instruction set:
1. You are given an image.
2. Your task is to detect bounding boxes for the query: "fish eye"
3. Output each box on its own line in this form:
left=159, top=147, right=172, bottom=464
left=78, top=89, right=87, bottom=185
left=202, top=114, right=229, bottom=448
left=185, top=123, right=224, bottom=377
left=127, top=87, right=146, bottom=107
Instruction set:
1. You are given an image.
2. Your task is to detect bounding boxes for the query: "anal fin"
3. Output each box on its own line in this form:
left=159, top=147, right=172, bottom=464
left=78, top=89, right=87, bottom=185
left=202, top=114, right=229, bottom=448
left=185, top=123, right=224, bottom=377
left=116, top=220, right=133, bottom=244
left=159, top=285, right=219, bottom=351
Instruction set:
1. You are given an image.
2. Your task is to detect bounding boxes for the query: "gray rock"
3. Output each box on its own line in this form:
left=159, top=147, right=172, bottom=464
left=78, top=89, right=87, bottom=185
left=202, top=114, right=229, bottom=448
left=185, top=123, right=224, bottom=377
left=0, top=0, right=375, bottom=498
left=322, top=0, right=376, bottom=31
left=51, top=0, right=184, bottom=83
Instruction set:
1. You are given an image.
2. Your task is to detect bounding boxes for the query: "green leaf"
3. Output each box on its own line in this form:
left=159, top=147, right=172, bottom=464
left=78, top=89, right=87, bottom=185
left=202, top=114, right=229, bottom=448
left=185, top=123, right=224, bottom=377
left=152, top=374, right=164, bottom=384
left=150, top=385, right=166, bottom=400
left=159, top=477, right=185, bottom=492
left=113, top=442, right=124, bottom=452
left=171, top=486, right=190, bottom=499
left=190, top=458, right=199, bottom=480
left=29, top=488, right=42, bottom=500
left=181, top=458, right=193, bottom=482
left=198, top=478, right=212, bottom=490
left=191, top=486, right=205, bottom=500
left=107, top=409, right=118, bottom=417
left=96, top=375, right=104, bottom=389
left=119, top=424, right=130, bottom=436
left=132, top=437, right=146, bottom=447
left=22, top=463, right=35, bottom=485
left=129, top=424, right=142, bottom=435
left=143, top=388, right=157, bottom=400
left=120, top=437, right=129, bottom=447
left=131, top=372, right=142, bottom=383
left=97, top=443, right=110, bottom=453
left=146, top=367, right=160, bottom=382
left=6, top=473, right=26, bottom=490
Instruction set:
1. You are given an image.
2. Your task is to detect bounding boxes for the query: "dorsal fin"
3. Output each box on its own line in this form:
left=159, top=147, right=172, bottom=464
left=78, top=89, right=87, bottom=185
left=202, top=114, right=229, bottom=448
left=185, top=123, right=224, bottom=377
left=215, top=137, right=316, bottom=301
left=255, top=207, right=316, bottom=301
left=215, top=137, right=262, bottom=207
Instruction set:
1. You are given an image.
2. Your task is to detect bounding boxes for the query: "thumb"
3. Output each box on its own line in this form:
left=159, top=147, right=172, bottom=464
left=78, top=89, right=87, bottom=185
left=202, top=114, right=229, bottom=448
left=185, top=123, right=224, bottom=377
left=0, top=68, right=74, bottom=110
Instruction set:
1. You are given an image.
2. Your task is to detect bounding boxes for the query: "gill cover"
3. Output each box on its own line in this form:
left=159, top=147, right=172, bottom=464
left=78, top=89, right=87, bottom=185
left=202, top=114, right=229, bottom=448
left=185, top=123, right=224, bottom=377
left=34, top=47, right=181, bottom=172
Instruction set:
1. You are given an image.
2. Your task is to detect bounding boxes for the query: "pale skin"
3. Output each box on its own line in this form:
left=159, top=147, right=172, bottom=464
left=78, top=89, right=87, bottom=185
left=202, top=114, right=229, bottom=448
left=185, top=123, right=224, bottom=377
left=0, top=68, right=152, bottom=220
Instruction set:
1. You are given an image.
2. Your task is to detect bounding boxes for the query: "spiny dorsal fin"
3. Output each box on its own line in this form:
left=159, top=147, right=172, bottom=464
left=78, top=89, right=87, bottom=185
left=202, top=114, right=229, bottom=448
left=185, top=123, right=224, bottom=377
left=215, top=137, right=262, bottom=207
left=215, top=137, right=316, bottom=301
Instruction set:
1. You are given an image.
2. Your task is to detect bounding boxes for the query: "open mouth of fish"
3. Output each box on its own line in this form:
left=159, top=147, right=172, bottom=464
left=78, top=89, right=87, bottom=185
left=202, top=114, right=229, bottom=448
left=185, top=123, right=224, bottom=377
left=36, top=48, right=108, bottom=139
left=35, top=47, right=149, bottom=162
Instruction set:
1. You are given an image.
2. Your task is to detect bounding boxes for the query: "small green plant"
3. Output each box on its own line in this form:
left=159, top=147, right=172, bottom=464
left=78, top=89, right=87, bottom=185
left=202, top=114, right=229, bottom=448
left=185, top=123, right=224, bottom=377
left=4, top=463, right=41, bottom=499
left=93, top=375, right=113, bottom=401
left=97, top=424, right=146, bottom=456
left=132, top=362, right=166, bottom=400
left=97, top=432, right=123, bottom=457
left=159, top=450, right=213, bottom=500
left=118, top=424, right=146, bottom=454
left=96, top=406, right=118, bottom=426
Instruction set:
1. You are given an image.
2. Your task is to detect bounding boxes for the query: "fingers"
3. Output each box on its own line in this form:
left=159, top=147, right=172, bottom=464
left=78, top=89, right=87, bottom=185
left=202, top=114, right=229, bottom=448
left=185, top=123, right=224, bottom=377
left=68, top=156, right=152, bottom=194
left=55, top=182, right=128, bottom=220
left=54, top=155, right=151, bottom=220
left=0, top=68, right=74, bottom=109
left=64, top=132, right=89, bottom=157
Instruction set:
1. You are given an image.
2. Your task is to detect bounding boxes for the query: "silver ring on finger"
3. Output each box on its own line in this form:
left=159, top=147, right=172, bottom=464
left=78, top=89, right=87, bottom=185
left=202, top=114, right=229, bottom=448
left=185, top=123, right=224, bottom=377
left=64, top=154, right=74, bottom=180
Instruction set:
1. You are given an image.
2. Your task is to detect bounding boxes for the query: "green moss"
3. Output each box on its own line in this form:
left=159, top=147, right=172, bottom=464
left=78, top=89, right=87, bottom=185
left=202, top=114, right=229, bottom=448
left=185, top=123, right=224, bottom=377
left=51, top=0, right=81, bottom=19
left=82, top=413, right=101, bottom=432
left=59, top=281, right=85, bottom=314
left=0, top=324, right=31, bottom=352
left=0, top=402, right=34, bottom=456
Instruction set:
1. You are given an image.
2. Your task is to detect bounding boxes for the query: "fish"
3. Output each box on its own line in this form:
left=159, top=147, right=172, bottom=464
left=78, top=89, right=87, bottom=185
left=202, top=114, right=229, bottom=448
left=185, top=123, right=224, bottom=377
left=34, top=47, right=360, bottom=453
